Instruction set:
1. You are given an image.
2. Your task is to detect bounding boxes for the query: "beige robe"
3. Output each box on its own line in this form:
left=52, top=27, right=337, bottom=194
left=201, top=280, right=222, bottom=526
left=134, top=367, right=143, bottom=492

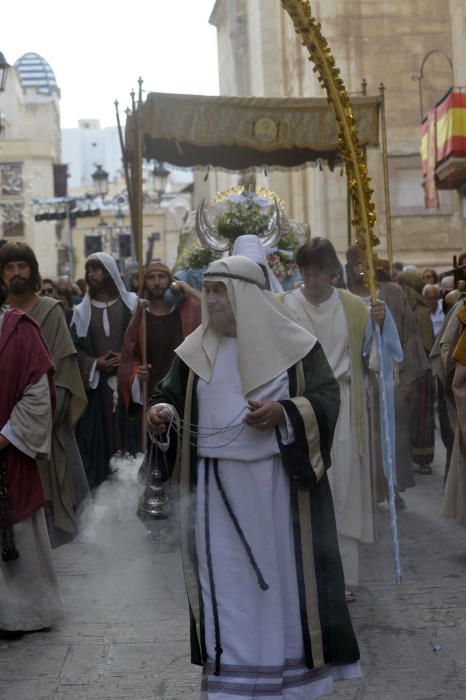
left=282, top=288, right=374, bottom=586
left=27, top=297, right=88, bottom=543
left=441, top=312, right=466, bottom=525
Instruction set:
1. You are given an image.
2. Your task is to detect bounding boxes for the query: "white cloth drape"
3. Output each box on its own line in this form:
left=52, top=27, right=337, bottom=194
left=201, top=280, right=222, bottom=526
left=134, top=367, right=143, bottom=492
left=176, top=256, right=315, bottom=396
left=71, top=252, right=138, bottom=337
left=283, top=289, right=374, bottom=587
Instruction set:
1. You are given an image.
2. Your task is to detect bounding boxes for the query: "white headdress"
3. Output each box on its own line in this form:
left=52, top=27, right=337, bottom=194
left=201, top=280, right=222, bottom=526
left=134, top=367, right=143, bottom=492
left=232, top=234, right=284, bottom=293
left=176, top=255, right=316, bottom=395
left=71, top=252, right=138, bottom=337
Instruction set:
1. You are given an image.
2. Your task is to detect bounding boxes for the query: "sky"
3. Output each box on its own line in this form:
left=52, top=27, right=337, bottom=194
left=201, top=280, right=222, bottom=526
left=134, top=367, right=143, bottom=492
left=2, top=0, right=219, bottom=128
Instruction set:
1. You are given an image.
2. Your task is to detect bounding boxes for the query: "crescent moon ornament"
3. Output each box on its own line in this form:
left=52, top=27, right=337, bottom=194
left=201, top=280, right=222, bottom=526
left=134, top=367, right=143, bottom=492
left=262, top=200, right=282, bottom=249
left=196, top=191, right=284, bottom=253
left=196, top=198, right=230, bottom=253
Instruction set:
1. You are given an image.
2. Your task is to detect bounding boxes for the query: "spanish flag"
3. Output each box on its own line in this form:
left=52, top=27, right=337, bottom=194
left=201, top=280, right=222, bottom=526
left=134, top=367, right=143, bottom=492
left=421, top=90, right=466, bottom=206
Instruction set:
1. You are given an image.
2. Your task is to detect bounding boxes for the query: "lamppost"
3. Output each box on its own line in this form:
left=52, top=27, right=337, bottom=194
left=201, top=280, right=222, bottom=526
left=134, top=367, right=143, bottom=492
left=115, top=206, right=133, bottom=269
left=0, top=52, right=10, bottom=133
left=90, top=207, right=131, bottom=271
left=91, top=164, right=109, bottom=198
left=151, top=161, right=169, bottom=202
left=412, top=50, right=454, bottom=120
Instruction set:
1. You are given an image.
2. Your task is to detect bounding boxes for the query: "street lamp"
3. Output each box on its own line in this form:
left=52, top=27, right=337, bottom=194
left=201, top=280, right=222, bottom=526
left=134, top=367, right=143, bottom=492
left=412, top=49, right=453, bottom=120
left=92, top=164, right=109, bottom=197
left=151, top=161, right=169, bottom=199
left=115, top=206, right=125, bottom=230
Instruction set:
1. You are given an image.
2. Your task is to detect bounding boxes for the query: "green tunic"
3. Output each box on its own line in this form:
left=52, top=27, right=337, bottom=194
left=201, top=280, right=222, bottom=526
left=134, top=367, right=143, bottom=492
left=149, top=342, right=360, bottom=671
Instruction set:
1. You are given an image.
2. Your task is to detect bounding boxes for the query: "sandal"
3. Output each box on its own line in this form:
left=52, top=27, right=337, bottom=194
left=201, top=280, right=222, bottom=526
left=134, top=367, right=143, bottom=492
left=345, top=590, right=355, bottom=603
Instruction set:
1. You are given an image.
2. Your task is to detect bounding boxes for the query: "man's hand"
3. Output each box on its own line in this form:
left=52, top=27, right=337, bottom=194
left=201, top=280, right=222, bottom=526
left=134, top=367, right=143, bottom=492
left=0, top=435, right=10, bottom=451
left=136, top=364, right=152, bottom=382
left=176, top=280, right=201, bottom=302
left=106, top=351, right=121, bottom=373
left=146, top=403, right=173, bottom=435
left=402, top=380, right=416, bottom=403
left=370, top=300, right=386, bottom=327
left=96, top=351, right=121, bottom=375
left=244, top=400, right=284, bottom=431
left=96, top=351, right=114, bottom=374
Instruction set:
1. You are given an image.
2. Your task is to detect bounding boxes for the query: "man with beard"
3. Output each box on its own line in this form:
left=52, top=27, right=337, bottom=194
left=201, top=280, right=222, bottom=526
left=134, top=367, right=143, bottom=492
left=0, top=278, right=64, bottom=633
left=146, top=256, right=361, bottom=698
left=0, top=242, right=89, bottom=547
left=119, top=261, right=201, bottom=414
left=71, top=252, right=139, bottom=489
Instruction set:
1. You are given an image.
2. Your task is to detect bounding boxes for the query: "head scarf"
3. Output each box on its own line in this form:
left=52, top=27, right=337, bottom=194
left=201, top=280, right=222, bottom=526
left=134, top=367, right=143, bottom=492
left=140, top=260, right=172, bottom=300
left=176, top=255, right=316, bottom=395
left=232, top=235, right=283, bottom=293
left=71, top=252, right=138, bottom=337
left=145, top=260, right=171, bottom=278
left=398, top=270, right=424, bottom=294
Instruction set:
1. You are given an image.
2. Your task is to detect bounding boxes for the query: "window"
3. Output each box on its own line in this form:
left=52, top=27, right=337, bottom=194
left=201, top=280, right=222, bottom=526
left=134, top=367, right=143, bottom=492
left=389, top=155, right=453, bottom=216
left=1, top=202, right=24, bottom=237
left=0, top=162, right=23, bottom=196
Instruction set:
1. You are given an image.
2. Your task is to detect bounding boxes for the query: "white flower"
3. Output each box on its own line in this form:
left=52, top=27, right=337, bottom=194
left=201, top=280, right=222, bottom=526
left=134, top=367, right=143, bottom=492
left=225, top=194, right=249, bottom=204
left=251, top=195, right=273, bottom=208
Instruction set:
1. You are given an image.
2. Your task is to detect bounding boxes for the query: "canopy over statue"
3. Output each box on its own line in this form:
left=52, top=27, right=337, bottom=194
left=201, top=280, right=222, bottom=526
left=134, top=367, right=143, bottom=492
left=125, top=92, right=380, bottom=170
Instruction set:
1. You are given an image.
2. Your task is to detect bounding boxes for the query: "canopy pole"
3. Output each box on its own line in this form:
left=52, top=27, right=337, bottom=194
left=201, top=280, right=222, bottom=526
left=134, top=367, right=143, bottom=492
left=131, top=79, right=148, bottom=451
left=114, top=99, right=135, bottom=250
left=379, top=83, right=394, bottom=273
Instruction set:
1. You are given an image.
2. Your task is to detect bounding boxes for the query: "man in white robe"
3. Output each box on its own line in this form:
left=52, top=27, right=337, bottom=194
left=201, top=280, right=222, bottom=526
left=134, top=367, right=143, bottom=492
left=146, top=256, right=361, bottom=700
left=281, top=239, right=393, bottom=595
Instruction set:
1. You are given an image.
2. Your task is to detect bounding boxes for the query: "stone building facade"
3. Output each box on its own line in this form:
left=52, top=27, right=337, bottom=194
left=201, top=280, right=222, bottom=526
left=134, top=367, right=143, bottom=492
left=449, top=0, right=466, bottom=85
left=0, top=52, right=61, bottom=276
left=208, top=0, right=466, bottom=267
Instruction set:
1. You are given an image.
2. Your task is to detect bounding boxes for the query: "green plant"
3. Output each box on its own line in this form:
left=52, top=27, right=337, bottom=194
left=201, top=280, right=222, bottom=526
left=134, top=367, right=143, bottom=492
left=215, top=200, right=270, bottom=243
left=177, top=244, right=217, bottom=270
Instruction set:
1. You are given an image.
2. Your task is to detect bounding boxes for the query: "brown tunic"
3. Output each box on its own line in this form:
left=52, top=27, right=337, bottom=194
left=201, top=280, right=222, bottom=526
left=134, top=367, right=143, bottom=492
left=146, top=308, right=183, bottom=394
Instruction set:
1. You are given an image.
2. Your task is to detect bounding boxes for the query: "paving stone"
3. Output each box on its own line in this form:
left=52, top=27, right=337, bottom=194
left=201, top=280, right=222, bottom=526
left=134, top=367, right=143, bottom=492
left=2, top=439, right=466, bottom=699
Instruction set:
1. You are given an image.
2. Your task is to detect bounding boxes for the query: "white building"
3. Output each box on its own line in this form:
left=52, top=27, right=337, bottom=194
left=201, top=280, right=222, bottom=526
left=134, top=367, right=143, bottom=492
left=61, top=121, right=122, bottom=190
left=0, top=51, right=61, bottom=276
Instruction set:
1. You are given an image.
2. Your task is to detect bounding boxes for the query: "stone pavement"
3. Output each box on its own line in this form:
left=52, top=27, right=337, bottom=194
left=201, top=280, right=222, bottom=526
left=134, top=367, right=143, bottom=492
left=1, top=448, right=465, bottom=700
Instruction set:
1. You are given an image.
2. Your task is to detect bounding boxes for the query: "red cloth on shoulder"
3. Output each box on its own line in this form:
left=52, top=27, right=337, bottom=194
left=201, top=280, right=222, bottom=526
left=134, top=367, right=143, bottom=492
left=0, top=309, right=55, bottom=523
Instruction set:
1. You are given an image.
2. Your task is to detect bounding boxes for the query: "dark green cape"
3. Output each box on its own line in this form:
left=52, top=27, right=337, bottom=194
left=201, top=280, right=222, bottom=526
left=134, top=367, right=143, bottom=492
left=149, top=342, right=359, bottom=671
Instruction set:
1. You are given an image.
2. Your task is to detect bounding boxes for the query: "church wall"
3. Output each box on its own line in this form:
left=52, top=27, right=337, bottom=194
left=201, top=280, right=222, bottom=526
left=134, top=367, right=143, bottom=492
left=209, top=0, right=464, bottom=267
left=448, top=0, right=466, bottom=86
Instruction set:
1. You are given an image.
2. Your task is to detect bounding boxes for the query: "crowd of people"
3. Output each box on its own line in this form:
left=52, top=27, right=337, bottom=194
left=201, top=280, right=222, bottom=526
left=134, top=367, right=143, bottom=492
left=0, top=236, right=464, bottom=699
